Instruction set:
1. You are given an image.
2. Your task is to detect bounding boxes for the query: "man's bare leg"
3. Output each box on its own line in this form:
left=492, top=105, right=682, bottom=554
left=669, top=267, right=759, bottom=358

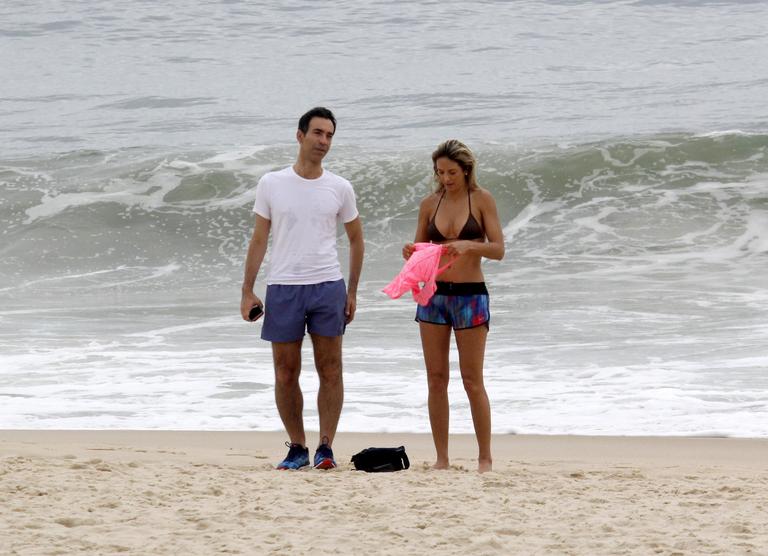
left=310, top=333, right=343, bottom=447
left=272, top=340, right=305, bottom=447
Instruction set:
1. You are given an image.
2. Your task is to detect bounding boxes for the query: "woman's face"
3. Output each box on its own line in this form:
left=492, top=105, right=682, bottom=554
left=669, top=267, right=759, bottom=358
left=435, top=157, right=467, bottom=191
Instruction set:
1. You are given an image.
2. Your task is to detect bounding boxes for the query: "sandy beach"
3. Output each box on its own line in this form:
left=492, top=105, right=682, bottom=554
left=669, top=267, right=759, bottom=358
left=1, top=431, right=767, bottom=555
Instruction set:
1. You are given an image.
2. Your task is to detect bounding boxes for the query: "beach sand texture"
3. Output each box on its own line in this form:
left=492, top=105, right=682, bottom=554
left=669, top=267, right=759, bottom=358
left=1, top=431, right=767, bottom=555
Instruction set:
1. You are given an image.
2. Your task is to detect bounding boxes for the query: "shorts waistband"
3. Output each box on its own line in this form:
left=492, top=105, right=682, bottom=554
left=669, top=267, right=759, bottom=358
left=434, top=281, right=488, bottom=296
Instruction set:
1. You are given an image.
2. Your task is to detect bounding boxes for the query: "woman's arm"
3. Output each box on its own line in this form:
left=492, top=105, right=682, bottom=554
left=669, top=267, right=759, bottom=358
left=403, top=195, right=434, bottom=259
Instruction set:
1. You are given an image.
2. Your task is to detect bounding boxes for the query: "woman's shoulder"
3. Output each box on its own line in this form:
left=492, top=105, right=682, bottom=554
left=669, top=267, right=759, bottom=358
left=419, top=192, right=442, bottom=210
left=471, top=187, right=497, bottom=207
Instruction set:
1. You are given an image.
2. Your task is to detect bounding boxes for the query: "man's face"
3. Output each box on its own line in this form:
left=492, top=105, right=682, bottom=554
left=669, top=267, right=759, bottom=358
left=297, top=117, right=335, bottom=163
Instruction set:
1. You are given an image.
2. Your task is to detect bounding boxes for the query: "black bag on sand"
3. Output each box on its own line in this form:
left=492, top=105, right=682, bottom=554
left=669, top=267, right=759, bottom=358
left=351, top=446, right=410, bottom=472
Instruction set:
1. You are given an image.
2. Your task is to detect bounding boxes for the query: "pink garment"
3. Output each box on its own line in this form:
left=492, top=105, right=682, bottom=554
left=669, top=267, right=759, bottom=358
left=382, top=243, right=457, bottom=306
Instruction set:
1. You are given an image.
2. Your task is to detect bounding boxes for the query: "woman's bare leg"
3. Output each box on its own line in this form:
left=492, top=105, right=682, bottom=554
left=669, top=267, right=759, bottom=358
left=455, top=325, right=492, bottom=472
left=419, top=322, right=452, bottom=469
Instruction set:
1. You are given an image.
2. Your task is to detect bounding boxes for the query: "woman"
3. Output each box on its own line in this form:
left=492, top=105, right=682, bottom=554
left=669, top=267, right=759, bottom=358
left=403, top=139, right=505, bottom=473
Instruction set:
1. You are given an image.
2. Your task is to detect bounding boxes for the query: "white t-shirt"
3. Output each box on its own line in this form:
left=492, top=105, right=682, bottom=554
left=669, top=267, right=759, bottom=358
left=252, top=166, right=359, bottom=285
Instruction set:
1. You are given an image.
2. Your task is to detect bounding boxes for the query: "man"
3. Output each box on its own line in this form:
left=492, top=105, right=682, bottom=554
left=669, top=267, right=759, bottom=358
left=240, top=107, right=364, bottom=470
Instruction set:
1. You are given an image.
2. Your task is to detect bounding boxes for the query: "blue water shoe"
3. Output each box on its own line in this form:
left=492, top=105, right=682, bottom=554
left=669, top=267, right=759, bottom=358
left=276, top=442, right=309, bottom=470
left=314, top=439, right=337, bottom=470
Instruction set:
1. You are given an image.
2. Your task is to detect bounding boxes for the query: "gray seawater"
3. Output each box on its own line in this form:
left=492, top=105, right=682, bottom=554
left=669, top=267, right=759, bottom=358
left=1, top=1, right=767, bottom=435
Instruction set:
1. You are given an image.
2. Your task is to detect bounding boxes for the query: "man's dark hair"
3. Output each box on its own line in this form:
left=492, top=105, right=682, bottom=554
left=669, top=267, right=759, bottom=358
left=298, top=107, right=336, bottom=134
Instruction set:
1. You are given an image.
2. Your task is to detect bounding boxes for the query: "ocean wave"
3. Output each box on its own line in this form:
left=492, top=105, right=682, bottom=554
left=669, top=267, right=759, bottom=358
left=1, top=132, right=766, bottom=285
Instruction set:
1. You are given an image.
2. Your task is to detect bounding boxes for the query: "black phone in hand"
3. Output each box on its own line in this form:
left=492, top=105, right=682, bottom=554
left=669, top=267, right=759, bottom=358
left=248, top=305, right=263, bottom=321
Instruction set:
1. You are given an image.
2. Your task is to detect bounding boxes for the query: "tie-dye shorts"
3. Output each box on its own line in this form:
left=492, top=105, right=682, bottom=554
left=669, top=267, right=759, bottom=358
left=415, top=282, right=490, bottom=330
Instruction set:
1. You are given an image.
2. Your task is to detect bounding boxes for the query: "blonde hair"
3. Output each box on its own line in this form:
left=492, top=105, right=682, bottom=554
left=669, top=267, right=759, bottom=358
left=431, top=139, right=479, bottom=193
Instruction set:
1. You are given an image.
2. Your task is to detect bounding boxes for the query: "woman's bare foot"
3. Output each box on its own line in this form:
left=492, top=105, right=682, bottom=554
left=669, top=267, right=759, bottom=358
left=432, top=458, right=450, bottom=470
left=478, top=458, right=492, bottom=473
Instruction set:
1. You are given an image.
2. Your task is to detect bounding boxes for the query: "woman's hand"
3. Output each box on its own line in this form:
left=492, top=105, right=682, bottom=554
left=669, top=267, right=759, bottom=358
left=402, top=242, right=415, bottom=260
left=441, top=240, right=475, bottom=257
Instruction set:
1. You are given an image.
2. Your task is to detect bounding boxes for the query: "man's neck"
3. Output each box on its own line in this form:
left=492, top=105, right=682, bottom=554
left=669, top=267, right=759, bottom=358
left=293, top=160, right=323, bottom=180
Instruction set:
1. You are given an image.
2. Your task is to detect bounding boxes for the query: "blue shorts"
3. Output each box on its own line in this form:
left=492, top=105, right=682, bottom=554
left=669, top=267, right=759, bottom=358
left=415, top=282, right=490, bottom=330
left=261, top=279, right=347, bottom=342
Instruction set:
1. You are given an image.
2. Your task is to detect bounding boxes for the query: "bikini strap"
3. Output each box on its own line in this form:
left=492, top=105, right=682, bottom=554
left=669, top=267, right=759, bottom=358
left=437, top=256, right=459, bottom=275
left=436, top=246, right=460, bottom=275
left=430, top=190, right=446, bottom=221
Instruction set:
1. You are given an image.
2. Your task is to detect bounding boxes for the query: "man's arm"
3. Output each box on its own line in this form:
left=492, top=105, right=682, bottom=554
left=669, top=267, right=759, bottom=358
left=343, top=216, right=364, bottom=324
left=240, top=214, right=271, bottom=320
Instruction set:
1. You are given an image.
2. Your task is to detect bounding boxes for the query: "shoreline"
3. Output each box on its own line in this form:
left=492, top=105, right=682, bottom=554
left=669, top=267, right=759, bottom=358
left=2, top=429, right=768, bottom=467
left=2, top=430, right=767, bottom=554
